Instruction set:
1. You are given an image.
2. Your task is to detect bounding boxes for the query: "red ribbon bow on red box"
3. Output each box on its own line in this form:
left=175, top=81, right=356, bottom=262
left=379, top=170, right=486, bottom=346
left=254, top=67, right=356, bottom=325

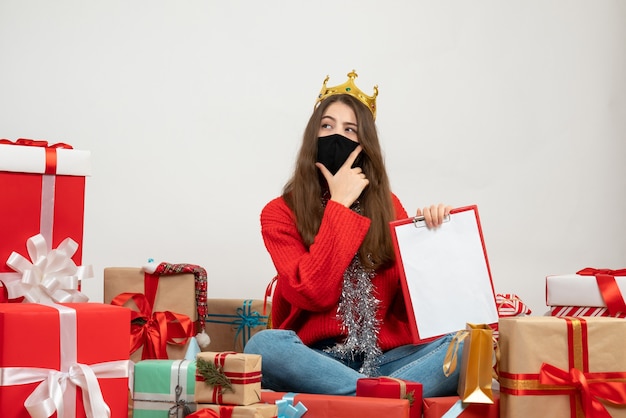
left=577, top=268, right=626, bottom=315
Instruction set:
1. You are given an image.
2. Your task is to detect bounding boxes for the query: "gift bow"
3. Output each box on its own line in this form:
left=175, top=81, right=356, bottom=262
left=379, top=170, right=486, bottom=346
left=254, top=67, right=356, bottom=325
left=0, top=280, right=25, bottom=303
left=168, top=384, right=193, bottom=417
left=276, top=393, right=308, bottom=418
left=539, top=362, right=626, bottom=418
left=0, top=304, right=131, bottom=418
left=577, top=267, right=626, bottom=315
left=0, top=138, right=73, bottom=149
left=233, top=301, right=265, bottom=349
left=111, top=292, right=194, bottom=359
left=5, top=234, right=92, bottom=304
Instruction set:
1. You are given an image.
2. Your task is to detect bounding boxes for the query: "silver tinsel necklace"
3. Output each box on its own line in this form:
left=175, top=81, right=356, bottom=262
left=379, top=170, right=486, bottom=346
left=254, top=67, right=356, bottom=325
left=321, top=191, right=382, bottom=376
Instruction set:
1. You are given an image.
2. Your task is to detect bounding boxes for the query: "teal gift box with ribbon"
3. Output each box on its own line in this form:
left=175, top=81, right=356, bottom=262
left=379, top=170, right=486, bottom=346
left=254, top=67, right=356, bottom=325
left=203, top=299, right=270, bottom=352
left=132, top=359, right=197, bottom=418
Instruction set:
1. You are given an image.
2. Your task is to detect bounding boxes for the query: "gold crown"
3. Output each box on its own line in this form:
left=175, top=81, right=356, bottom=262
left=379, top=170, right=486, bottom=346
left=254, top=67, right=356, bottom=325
left=315, top=70, right=378, bottom=119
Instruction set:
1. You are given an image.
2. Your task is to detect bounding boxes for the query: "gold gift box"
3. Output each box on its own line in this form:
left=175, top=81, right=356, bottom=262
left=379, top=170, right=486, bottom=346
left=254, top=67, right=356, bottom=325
left=103, top=267, right=197, bottom=362
left=196, top=403, right=277, bottom=418
left=499, top=316, right=626, bottom=418
left=195, top=351, right=262, bottom=406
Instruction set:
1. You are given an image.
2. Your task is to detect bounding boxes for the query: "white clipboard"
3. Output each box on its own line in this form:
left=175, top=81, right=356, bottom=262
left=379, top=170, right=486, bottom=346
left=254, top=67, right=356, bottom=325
left=390, top=205, right=498, bottom=344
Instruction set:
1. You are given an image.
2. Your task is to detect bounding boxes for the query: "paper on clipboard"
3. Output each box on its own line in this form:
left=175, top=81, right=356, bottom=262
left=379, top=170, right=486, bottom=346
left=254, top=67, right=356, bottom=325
left=390, top=205, right=498, bottom=344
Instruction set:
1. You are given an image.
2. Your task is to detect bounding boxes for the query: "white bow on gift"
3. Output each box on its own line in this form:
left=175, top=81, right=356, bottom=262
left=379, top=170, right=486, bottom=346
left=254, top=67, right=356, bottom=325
left=5, top=234, right=93, bottom=303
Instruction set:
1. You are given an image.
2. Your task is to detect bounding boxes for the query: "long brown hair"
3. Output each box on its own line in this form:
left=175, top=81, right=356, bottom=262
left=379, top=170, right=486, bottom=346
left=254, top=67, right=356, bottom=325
left=282, top=94, right=396, bottom=270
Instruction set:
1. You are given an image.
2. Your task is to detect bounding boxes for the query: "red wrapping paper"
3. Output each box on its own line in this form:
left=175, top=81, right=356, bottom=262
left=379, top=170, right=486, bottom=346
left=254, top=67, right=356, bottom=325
left=260, top=391, right=410, bottom=418
left=422, top=393, right=500, bottom=418
left=0, top=140, right=89, bottom=283
left=0, top=303, right=131, bottom=417
left=356, top=377, right=422, bottom=418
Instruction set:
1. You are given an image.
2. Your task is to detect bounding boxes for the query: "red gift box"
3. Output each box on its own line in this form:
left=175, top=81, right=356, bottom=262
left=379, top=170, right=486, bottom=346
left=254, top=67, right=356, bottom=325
left=422, top=393, right=500, bottom=418
left=0, top=139, right=91, bottom=288
left=0, top=303, right=131, bottom=417
left=260, top=391, right=410, bottom=418
left=356, top=377, right=422, bottom=418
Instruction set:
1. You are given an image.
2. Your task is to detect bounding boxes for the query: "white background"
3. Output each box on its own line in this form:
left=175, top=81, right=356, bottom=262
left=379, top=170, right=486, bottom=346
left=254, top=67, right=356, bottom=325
left=1, top=1, right=624, bottom=316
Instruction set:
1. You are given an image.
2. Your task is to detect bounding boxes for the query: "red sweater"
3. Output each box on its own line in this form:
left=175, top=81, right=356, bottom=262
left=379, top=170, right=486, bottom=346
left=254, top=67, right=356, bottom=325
left=260, top=194, right=415, bottom=351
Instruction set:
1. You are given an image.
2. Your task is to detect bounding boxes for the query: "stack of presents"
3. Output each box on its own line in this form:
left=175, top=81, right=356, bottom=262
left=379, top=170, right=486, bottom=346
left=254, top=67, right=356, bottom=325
left=1, top=137, right=626, bottom=418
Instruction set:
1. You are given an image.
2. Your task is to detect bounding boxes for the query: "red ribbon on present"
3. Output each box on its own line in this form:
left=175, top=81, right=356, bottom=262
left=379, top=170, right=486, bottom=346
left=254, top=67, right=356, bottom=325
left=195, top=352, right=262, bottom=404
left=577, top=268, right=626, bottom=315
left=0, top=138, right=73, bottom=174
left=539, top=363, right=626, bottom=418
left=111, top=291, right=193, bottom=359
left=500, top=317, right=626, bottom=418
left=186, top=409, right=219, bottom=418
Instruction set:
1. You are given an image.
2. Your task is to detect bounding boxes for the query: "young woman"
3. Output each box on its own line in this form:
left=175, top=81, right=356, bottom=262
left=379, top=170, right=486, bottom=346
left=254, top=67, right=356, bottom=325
left=244, top=71, right=460, bottom=397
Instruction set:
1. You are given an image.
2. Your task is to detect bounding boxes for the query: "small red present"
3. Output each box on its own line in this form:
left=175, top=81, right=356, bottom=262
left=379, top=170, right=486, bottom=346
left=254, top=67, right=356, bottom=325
left=356, top=377, right=422, bottom=418
left=0, top=303, right=131, bottom=418
left=423, top=393, right=500, bottom=418
left=261, top=391, right=410, bottom=418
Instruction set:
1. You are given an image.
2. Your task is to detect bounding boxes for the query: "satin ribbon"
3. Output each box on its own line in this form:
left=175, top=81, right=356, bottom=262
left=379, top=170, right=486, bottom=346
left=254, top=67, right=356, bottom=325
left=276, top=393, right=308, bottom=418
left=500, top=317, right=626, bottom=418
left=441, top=399, right=467, bottom=418
left=5, top=234, right=92, bottom=303
left=0, top=138, right=73, bottom=149
left=577, top=268, right=626, bottom=315
left=0, top=280, right=25, bottom=303
left=539, top=363, right=626, bottom=418
left=111, top=292, right=194, bottom=359
left=0, top=304, right=131, bottom=418
left=186, top=410, right=219, bottom=418
left=443, top=327, right=500, bottom=377
left=205, top=300, right=268, bottom=350
left=0, top=138, right=73, bottom=175
left=196, top=352, right=262, bottom=404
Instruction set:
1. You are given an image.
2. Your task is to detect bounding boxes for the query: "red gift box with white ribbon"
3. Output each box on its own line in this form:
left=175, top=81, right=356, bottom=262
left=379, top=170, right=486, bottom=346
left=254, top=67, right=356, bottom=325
left=0, top=138, right=91, bottom=293
left=0, top=303, right=131, bottom=417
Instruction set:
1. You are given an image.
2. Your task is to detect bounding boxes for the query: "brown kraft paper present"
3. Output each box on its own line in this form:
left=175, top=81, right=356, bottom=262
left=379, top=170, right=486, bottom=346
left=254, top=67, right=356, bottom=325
left=104, top=266, right=197, bottom=362
left=203, top=299, right=270, bottom=353
left=498, top=316, right=626, bottom=418
left=195, top=351, right=262, bottom=406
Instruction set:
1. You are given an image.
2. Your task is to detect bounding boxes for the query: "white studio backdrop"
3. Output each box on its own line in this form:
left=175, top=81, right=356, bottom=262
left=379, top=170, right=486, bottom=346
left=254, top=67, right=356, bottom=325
left=1, top=0, right=624, bottom=316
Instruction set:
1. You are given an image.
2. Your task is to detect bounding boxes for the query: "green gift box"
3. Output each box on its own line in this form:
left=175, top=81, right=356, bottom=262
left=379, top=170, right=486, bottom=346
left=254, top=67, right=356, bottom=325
left=133, top=359, right=197, bottom=418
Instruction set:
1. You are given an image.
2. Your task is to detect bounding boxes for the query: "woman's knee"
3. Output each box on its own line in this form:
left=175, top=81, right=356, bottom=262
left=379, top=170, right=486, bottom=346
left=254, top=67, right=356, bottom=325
left=244, top=329, right=298, bottom=357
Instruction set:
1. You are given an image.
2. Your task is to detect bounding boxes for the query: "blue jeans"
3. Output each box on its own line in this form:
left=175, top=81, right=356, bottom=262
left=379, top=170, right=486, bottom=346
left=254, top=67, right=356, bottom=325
left=243, top=329, right=461, bottom=397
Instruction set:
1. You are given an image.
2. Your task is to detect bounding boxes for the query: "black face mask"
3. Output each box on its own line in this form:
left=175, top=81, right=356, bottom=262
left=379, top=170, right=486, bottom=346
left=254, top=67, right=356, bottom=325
left=316, top=133, right=360, bottom=175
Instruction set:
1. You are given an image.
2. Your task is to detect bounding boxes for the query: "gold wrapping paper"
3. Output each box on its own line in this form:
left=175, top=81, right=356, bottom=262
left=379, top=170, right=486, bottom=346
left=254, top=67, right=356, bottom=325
left=499, top=316, right=626, bottom=418
left=103, top=267, right=197, bottom=362
left=203, top=299, right=271, bottom=353
left=196, top=403, right=277, bottom=418
left=195, top=351, right=262, bottom=406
